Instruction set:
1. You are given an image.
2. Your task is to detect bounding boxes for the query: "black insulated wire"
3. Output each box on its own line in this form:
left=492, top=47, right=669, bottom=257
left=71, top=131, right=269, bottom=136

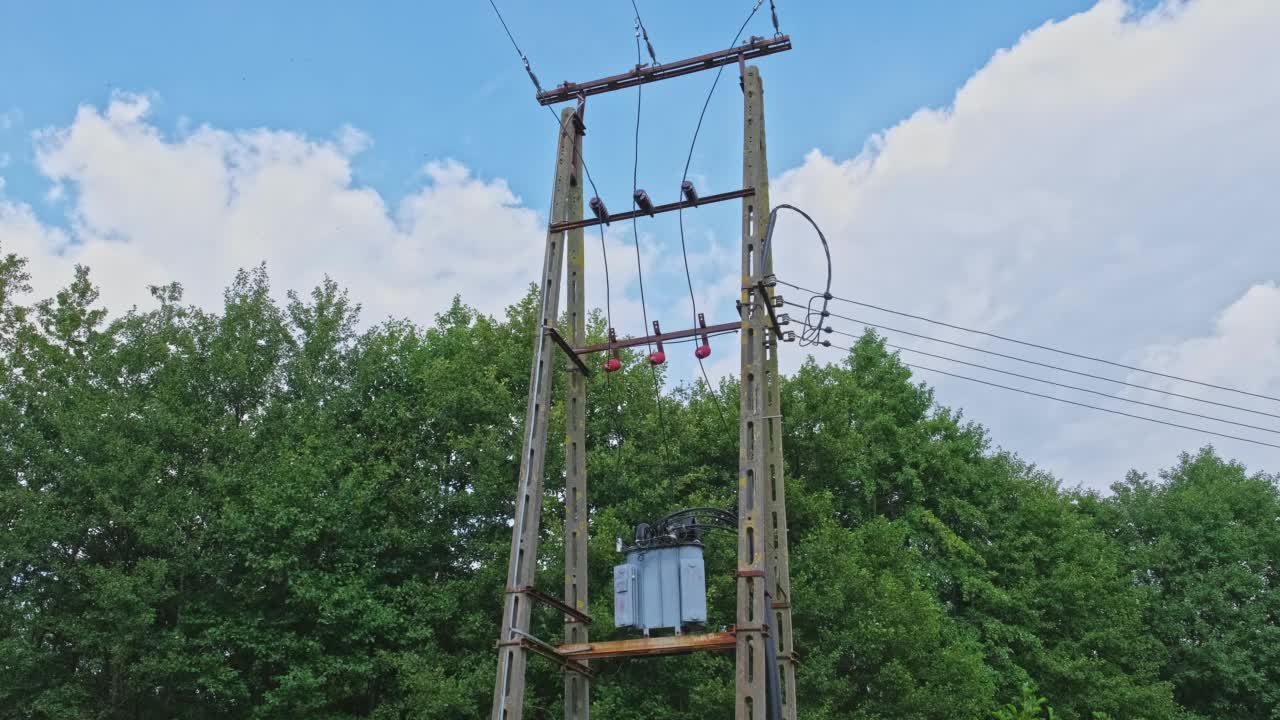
left=817, top=342, right=1280, bottom=451
left=779, top=279, right=1280, bottom=404
left=782, top=299, right=1280, bottom=422
left=824, top=325, right=1280, bottom=436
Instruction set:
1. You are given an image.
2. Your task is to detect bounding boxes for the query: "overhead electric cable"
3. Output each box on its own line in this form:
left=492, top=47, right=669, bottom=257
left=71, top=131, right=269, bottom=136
left=782, top=300, right=1280, bottom=422
left=676, top=0, right=768, bottom=327
left=631, top=0, right=658, bottom=65
left=760, top=204, right=831, bottom=345
left=676, top=0, right=767, bottom=429
left=628, top=10, right=674, bottom=472
left=779, top=279, right=1280, bottom=404
left=824, top=326, right=1280, bottom=436
left=818, top=342, right=1280, bottom=451
left=485, top=0, right=603, bottom=202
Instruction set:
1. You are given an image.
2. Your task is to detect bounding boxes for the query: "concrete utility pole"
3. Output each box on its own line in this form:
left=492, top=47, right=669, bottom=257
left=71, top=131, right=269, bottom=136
left=491, top=106, right=585, bottom=720
left=737, top=64, right=796, bottom=720
left=488, top=37, right=795, bottom=720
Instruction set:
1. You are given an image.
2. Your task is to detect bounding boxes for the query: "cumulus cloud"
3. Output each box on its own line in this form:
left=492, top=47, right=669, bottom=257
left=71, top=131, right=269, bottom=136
left=3, top=0, right=1278, bottom=487
left=769, top=0, right=1280, bottom=485
left=6, top=92, right=544, bottom=320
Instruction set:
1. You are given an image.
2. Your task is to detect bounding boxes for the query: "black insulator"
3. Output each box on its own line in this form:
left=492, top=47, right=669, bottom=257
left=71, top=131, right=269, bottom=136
left=633, top=189, right=654, bottom=215
left=589, top=196, right=609, bottom=223
left=681, top=180, right=699, bottom=204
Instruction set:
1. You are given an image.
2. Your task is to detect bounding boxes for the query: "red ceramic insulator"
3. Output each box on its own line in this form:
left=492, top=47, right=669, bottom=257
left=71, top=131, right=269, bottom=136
left=604, top=357, right=623, bottom=373
left=694, top=344, right=711, bottom=359
left=648, top=350, right=666, bottom=365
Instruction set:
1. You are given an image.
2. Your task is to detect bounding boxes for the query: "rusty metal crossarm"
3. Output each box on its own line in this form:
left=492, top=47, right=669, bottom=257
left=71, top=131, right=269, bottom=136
left=537, top=35, right=791, bottom=106
left=548, top=188, right=754, bottom=233
left=573, top=321, right=738, bottom=355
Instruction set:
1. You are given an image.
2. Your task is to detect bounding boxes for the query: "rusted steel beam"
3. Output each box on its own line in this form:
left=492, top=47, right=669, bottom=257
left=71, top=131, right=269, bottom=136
left=548, top=188, right=754, bottom=233
left=544, top=327, right=592, bottom=376
left=573, top=322, right=738, bottom=355
left=510, top=585, right=593, bottom=626
left=508, top=630, right=594, bottom=678
left=538, top=36, right=791, bottom=106
left=557, top=631, right=737, bottom=660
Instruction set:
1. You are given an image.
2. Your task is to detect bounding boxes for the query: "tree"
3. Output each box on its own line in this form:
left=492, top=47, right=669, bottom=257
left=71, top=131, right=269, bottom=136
left=1090, top=449, right=1280, bottom=719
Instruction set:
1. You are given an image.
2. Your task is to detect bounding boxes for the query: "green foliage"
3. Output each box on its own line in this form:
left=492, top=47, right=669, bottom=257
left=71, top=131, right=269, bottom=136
left=1, top=256, right=1275, bottom=719
left=992, top=683, right=1055, bottom=720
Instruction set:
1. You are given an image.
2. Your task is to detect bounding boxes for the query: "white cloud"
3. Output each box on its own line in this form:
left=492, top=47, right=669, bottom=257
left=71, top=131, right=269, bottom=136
left=769, top=0, right=1280, bottom=486
left=3, top=0, right=1278, bottom=487
left=5, top=92, right=543, bottom=321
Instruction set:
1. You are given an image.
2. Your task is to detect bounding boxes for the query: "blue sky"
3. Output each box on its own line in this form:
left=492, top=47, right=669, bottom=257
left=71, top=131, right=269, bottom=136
left=2, top=1, right=1093, bottom=216
left=3, top=1, right=1278, bottom=487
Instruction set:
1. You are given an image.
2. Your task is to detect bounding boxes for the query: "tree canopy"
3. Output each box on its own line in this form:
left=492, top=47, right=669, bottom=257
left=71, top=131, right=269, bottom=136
left=1, top=255, right=1276, bottom=719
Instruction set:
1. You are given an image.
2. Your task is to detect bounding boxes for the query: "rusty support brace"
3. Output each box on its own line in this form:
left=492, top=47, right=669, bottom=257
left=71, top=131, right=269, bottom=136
left=510, top=629, right=594, bottom=678
left=545, top=327, right=592, bottom=376
left=509, top=586, right=593, bottom=626
left=549, top=188, right=754, bottom=233
left=537, top=35, right=791, bottom=105
left=573, top=321, right=738, bottom=355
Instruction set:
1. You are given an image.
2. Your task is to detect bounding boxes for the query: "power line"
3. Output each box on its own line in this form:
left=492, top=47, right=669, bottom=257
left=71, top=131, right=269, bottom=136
left=781, top=300, right=1280, bottom=422
left=699, top=357, right=730, bottom=432
left=761, top=205, right=831, bottom=345
left=671, top=0, right=766, bottom=429
left=676, top=0, right=768, bottom=327
left=484, top=0, right=603, bottom=203
left=818, top=341, right=1280, bottom=451
left=824, top=325, right=1280, bottom=436
left=631, top=0, right=658, bottom=65
left=597, top=224, right=612, bottom=330
left=629, top=10, right=674, bottom=474
left=779, top=279, right=1280, bottom=404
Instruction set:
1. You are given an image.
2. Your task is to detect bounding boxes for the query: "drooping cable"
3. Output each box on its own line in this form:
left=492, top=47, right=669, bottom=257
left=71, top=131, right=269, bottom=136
left=817, top=341, right=1280, bottom=451
left=631, top=0, right=658, bottom=65
left=484, top=0, right=603, bottom=205
left=677, top=0, right=767, bottom=429
left=824, top=325, right=1280, bottom=436
left=676, top=0, right=768, bottom=328
left=782, top=300, right=1280, bottom=422
left=597, top=224, right=613, bottom=331
left=760, top=204, right=831, bottom=346
left=629, top=11, right=674, bottom=472
left=779, top=279, right=1280, bottom=404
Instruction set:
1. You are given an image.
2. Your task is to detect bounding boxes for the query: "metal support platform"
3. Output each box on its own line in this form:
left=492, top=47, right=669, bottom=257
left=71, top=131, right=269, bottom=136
left=557, top=631, right=737, bottom=660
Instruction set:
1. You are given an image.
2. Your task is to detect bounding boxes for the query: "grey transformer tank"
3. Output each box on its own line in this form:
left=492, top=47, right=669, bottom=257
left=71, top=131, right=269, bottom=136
left=612, top=508, right=735, bottom=635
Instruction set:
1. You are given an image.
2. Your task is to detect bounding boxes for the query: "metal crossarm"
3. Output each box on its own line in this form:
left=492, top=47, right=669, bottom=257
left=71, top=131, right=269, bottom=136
left=549, top=188, right=754, bottom=233
left=537, top=35, right=791, bottom=105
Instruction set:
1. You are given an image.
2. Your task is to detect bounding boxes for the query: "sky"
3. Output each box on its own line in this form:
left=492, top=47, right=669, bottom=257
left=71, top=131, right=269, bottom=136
left=2, top=0, right=1278, bottom=490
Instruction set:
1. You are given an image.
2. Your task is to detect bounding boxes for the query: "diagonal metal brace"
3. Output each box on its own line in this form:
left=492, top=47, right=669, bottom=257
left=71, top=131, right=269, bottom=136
left=509, top=585, right=593, bottom=626
left=545, top=327, right=592, bottom=376
left=509, top=628, right=594, bottom=678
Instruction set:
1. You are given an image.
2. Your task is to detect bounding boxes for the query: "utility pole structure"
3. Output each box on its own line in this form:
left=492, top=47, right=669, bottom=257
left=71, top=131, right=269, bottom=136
left=491, top=106, right=588, bottom=720
left=489, top=35, right=795, bottom=720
